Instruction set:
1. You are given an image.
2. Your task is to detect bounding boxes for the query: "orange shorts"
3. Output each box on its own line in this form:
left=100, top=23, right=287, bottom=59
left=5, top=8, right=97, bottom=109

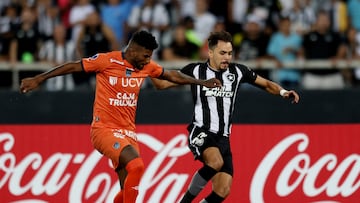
left=90, top=127, right=140, bottom=169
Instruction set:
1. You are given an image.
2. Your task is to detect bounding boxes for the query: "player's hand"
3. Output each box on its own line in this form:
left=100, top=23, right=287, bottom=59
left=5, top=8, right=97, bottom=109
left=203, top=78, right=222, bottom=88
left=282, top=90, right=300, bottom=104
left=20, top=77, right=42, bottom=94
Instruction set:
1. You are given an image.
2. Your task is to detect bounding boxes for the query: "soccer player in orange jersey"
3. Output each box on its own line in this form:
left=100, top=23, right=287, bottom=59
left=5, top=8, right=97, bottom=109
left=20, top=30, right=221, bottom=203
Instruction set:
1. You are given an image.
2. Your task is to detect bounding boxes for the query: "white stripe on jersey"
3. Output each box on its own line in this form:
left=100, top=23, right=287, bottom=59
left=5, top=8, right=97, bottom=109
left=193, top=65, right=203, bottom=127
left=206, top=69, right=218, bottom=133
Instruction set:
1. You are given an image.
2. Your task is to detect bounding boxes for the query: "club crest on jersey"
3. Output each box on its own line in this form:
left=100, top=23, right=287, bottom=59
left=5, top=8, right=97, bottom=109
left=109, top=76, right=118, bottom=86
left=226, top=73, right=235, bottom=83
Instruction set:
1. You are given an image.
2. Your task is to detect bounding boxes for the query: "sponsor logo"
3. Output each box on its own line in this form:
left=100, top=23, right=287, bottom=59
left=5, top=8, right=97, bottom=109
left=2, top=125, right=359, bottom=203
left=250, top=133, right=360, bottom=203
left=202, top=86, right=234, bottom=97
left=109, top=92, right=137, bottom=107
left=121, top=78, right=143, bottom=87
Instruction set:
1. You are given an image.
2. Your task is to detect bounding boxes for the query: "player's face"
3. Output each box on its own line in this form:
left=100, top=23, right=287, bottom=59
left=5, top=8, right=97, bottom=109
left=132, top=48, right=153, bottom=70
left=208, top=41, right=233, bottom=70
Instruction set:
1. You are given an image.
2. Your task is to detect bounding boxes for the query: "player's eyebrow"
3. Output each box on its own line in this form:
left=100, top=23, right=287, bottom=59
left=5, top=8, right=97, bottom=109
left=220, top=50, right=233, bottom=55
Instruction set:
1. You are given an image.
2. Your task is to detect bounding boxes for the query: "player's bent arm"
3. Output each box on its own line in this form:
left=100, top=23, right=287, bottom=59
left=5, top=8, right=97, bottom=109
left=150, top=77, right=179, bottom=90
left=158, top=69, right=222, bottom=88
left=254, top=75, right=300, bottom=103
left=254, top=75, right=283, bottom=95
left=20, top=61, right=83, bottom=93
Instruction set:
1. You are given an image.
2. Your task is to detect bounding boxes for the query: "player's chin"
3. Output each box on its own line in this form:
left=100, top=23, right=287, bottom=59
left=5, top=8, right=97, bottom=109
left=220, top=63, right=229, bottom=70
left=136, top=64, right=145, bottom=70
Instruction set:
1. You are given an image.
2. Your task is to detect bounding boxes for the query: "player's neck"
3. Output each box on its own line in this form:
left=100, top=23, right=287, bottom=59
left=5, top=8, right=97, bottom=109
left=208, top=61, right=220, bottom=72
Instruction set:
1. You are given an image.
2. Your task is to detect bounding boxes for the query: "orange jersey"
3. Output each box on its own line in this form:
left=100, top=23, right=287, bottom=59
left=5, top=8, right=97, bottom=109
left=81, top=51, right=164, bottom=131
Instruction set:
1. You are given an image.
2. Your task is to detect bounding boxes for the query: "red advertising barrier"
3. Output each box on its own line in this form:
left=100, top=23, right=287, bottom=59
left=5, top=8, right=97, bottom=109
left=1, top=124, right=359, bottom=203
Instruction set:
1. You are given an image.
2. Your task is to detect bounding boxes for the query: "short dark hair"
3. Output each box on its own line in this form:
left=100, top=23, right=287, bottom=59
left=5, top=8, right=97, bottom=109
left=130, top=30, right=158, bottom=50
left=207, top=31, right=233, bottom=50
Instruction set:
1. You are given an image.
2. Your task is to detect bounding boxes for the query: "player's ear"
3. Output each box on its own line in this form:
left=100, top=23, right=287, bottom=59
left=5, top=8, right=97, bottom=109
left=208, top=49, right=214, bottom=58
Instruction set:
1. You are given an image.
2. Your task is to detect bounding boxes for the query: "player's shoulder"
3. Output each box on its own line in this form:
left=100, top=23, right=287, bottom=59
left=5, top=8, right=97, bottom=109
left=183, top=62, right=205, bottom=69
left=146, top=60, right=163, bottom=69
left=230, top=62, right=250, bottom=71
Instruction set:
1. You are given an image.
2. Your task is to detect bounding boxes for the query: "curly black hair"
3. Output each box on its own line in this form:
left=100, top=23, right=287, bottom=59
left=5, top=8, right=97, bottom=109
left=130, top=30, right=159, bottom=50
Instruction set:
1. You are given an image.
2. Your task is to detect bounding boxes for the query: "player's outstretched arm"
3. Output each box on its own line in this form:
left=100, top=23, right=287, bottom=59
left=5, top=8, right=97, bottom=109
left=254, top=75, right=300, bottom=104
left=20, top=61, right=83, bottom=93
left=152, top=69, right=222, bottom=90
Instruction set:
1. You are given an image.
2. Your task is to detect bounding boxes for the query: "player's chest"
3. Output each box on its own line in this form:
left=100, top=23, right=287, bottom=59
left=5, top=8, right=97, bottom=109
left=100, top=67, right=147, bottom=90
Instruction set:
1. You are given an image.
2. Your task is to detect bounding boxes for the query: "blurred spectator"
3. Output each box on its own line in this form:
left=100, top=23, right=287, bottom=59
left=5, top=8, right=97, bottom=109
left=282, top=0, right=316, bottom=35
left=347, top=0, right=360, bottom=32
left=9, top=7, right=41, bottom=64
left=192, top=0, right=216, bottom=46
left=227, top=0, right=248, bottom=36
left=327, top=0, right=348, bottom=34
left=299, top=11, right=347, bottom=90
left=38, top=23, right=75, bottom=91
left=159, top=0, right=180, bottom=26
left=267, top=16, right=302, bottom=88
left=57, top=0, right=73, bottom=29
left=9, top=7, right=43, bottom=83
left=0, top=4, right=21, bottom=61
left=199, top=17, right=226, bottom=60
left=247, top=0, right=282, bottom=35
left=181, top=15, right=202, bottom=47
left=100, top=0, right=134, bottom=48
left=76, top=11, right=118, bottom=57
left=162, top=24, right=199, bottom=61
left=278, top=0, right=293, bottom=14
left=75, top=11, right=118, bottom=89
left=0, top=0, right=12, bottom=12
left=37, top=0, right=61, bottom=41
left=237, top=14, right=270, bottom=78
left=208, top=0, right=228, bottom=19
left=126, top=0, right=170, bottom=58
left=68, top=0, right=95, bottom=44
left=345, top=27, right=360, bottom=87
left=177, top=0, right=196, bottom=18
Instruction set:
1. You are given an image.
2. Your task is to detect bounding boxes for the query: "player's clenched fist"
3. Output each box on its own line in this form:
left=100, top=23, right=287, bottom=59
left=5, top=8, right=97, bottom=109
left=203, top=78, right=222, bottom=88
left=20, top=76, right=42, bottom=93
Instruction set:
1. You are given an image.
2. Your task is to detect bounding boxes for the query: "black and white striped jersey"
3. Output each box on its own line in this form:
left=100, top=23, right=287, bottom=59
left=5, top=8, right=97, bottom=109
left=180, top=62, right=257, bottom=136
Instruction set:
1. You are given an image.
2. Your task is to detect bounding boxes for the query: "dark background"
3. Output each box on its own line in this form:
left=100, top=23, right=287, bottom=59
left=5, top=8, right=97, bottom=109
left=1, top=88, right=359, bottom=124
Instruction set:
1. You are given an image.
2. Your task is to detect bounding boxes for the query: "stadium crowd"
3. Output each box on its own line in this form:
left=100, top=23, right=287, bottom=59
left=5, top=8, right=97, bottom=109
left=0, top=0, right=360, bottom=90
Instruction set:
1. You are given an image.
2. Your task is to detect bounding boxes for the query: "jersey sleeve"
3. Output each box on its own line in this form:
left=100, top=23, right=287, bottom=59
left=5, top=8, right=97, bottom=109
left=237, top=64, right=257, bottom=83
left=180, top=63, right=198, bottom=77
left=147, top=60, right=164, bottom=78
left=81, top=53, right=110, bottom=73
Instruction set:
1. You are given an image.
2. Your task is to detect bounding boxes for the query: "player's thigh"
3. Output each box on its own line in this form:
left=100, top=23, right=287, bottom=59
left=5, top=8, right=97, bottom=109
left=90, top=127, right=139, bottom=169
left=202, top=147, right=224, bottom=169
left=212, top=172, right=233, bottom=195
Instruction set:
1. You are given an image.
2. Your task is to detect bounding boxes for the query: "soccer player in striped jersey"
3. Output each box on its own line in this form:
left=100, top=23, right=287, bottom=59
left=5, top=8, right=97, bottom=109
left=151, top=30, right=300, bottom=203
left=19, top=30, right=221, bottom=203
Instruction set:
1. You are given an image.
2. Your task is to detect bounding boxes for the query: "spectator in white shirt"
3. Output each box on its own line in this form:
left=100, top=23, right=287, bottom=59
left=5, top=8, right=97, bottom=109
left=38, top=24, right=75, bottom=91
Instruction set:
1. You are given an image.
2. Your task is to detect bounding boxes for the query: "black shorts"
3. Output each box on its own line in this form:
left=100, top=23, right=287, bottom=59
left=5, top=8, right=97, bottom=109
left=188, top=125, right=233, bottom=176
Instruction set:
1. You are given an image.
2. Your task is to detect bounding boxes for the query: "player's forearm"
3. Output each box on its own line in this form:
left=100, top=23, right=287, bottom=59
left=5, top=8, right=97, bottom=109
left=166, top=70, right=203, bottom=85
left=150, top=78, right=178, bottom=90
left=264, top=80, right=283, bottom=95
left=36, top=61, right=83, bottom=83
